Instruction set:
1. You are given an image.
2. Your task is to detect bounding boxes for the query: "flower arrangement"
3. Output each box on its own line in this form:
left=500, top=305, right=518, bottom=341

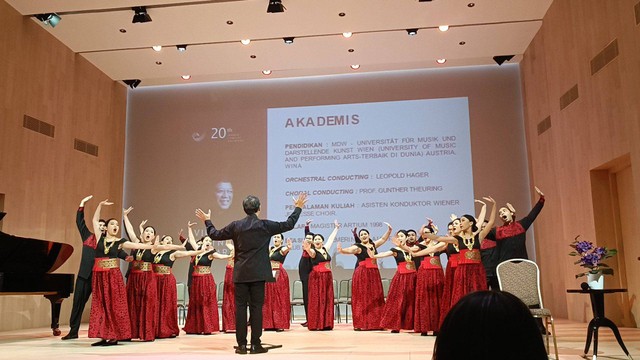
left=569, top=235, right=617, bottom=278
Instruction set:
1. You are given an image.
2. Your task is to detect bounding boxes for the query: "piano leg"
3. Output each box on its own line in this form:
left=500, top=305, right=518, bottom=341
left=44, top=294, right=64, bottom=336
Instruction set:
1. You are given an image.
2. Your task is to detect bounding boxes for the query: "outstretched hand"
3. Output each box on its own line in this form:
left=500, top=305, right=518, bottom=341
left=286, top=238, right=293, bottom=249
left=123, top=206, right=133, bottom=216
left=483, top=196, right=496, bottom=204
left=100, top=199, right=114, bottom=206
left=195, top=209, right=211, bottom=222
left=334, top=219, right=341, bottom=228
left=80, top=195, right=93, bottom=207
left=188, top=221, right=196, bottom=228
left=305, top=219, right=313, bottom=226
left=293, top=193, right=309, bottom=208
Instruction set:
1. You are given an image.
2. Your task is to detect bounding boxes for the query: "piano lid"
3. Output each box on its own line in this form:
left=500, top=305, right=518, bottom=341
left=0, top=212, right=73, bottom=273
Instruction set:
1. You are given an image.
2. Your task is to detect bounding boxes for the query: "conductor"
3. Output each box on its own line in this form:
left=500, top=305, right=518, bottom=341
left=196, top=193, right=308, bottom=354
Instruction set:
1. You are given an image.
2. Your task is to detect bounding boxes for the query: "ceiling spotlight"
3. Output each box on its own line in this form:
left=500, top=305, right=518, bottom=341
left=132, top=6, right=152, bottom=23
left=493, top=55, right=514, bottom=65
left=123, top=79, right=142, bottom=89
left=436, top=58, right=447, bottom=64
left=241, top=39, right=251, bottom=45
left=283, top=37, right=294, bottom=44
left=152, top=45, right=162, bottom=52
left=418, top=0, right=433, bottom=2
left=406, top=29, right=418, bottom=36
left=342, top=32, right=353, bottom=38
left=267, top=0, right=285, bottom=13
left=35, top=13, right=61, bottom=28
left=177, top=44, right=188, bottom=52
left=262, top=70, right=272, bottom=75
left=350, top=64, right=360, bottom=70
left=181, top=75, right=191, bottom=80
left=439, top=25, right=449, bottom=32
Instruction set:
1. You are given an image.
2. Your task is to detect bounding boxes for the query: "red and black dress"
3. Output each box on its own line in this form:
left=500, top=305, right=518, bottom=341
left=438, top=243, right=460, bottom=327
left=88, top=237, right=132, bottom=341
left=221, top=258, right=235, bottom=332
left=307, top=247, right=334, bottom=330
left=263, top=245, right=291, bottom=330
left=351, top=243, right=385, bottom=330
left=379, top=248, right=417, bottom=332
left=414, top=244, right=445, bottom=334
left=183, top=250, right=220, bottom=334
left=449, top=234, right=487, bottom=307
left=126, top=248, right=158, bottom=341
left=153, top=250, right=179, bottom=338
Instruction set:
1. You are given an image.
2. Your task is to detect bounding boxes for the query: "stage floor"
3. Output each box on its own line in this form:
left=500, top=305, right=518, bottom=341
left=0, top=319, right=639, bottom=359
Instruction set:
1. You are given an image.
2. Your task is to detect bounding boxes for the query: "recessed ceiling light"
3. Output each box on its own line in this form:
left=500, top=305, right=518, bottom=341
left=152, top=45, right=162, bottom=51
left=226, top=20, right=233, bottom=25
left=339, top=12, right=346, bottom=17
left=350, top=64, right=360, bottom=70
left=283, top=37, right=294, bottom=44
left=262, top=70, right=272, bottom=75
left=241, top=39, right=251, bottom=45
left=181, top=75, right=191, bottom=80
left=459, top=41, right=466, bottom=45
left=177, top=44, right=187, bottom=52
left=348, top=49, right=355, bottom=53
left=342, top=32, right=352, bottom=38
left=155, top=61, right=162, bottom=65
left=436, top=58, right=447, bottom=64
left=406, top=29, right=418, bottom=36
left=119, top=28, right=127, bottom=33
left=468, top=3, right=475, bottom=7
left=439, top=25, right=449, bottom=32
left=250, top=55, right=256, bottom=59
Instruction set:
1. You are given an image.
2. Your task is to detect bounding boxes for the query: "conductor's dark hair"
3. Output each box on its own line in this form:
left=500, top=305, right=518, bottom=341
left=243, top=195, right=261, bottom=215
left=433, top=290, right=547, bottom=360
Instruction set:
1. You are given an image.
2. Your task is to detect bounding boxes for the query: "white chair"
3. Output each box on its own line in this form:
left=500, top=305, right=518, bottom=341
left=496, top=258, right=559, bottom=359
left=290, top=280, right=304, bottom=321
left=176, top=282, right=187, bottom=325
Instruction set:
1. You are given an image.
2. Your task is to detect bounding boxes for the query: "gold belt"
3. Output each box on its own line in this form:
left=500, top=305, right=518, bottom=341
left=132, top=261, right=153, bottom=272
left=95, top=258, right=118, bottom=269
left=271, top=260, right=282, bottom=270
left=193, top=265, right=211, bottom=275
left=153, top=265, right=172, bottom=275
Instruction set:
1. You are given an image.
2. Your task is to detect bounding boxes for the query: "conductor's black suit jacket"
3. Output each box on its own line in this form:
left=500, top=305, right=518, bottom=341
left=204, top=207, right=302, bottom=283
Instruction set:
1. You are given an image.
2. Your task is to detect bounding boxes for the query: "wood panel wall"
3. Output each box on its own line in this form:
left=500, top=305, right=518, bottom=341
left=521, top=0, right=640, bottom=324
left=0, top=1, right=127, bottom=331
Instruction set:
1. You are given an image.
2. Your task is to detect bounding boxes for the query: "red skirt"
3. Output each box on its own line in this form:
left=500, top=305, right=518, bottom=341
left=307, top=270, right=334, bottom=330
left=438, top=259, right=457, bottom=327
left=126, top=269, right=158, bottom=341
left=414, top=266, right=445, bottom=333
left=380, top=271, right=416, bottom=331
left=449, top=262, right=487, bottom=307
left=351, top=266, right=385, bottom=330
left=183, top=274, right=220, bottom=334
left=263, top=268, right=291, bottom=330
left=221, top=266, right=236, bottom=332
left=89, top=267, right=132, bottom=340
left=155, top=273, right=179, bottom=338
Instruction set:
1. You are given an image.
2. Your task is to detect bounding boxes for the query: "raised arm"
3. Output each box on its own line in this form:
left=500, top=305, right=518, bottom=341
left=324, top=220, right=340, bottom=251
left=373, top=222, right=393, bottom=248
left=302, top=239, right=315, bottom=258
left=479, top=196, right=497, bottom=240
left=187, top=221, right=200, bottom=250
left=336, top=243, right=360, bottom=255
left=122, top=207, right=141, bottom=243
left=92, top=199, right=112, bottom=237
left=77, top=195, right=93, bottom=240
left=520, top=186, right=546, bottom=230
left=475, top=199, right=487, bottom=231
left=411, top=242, right=447, bottom=257
left=265, top=193, right=308, bottom=236
left=281, top=239, right=293, bottom=256
left=368, top=247, right=394, bottom=259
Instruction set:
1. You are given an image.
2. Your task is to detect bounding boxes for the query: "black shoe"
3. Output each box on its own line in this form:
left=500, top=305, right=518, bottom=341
left=61, top=333, right=78, bottom=340
left=235, top=345, right=248, bottom=354
left=104, top=340, right=118, bottom=346
left=250, top=344, right=268, bottom=354
left=91, top=339, right=108, bottom=346
left=300, top=322, right=308, bottom=327
left=390, top=330, right=399, bottom=333
left=420, top=332, right=428, bottom=336
left=275, top=329, right=284, bottom=332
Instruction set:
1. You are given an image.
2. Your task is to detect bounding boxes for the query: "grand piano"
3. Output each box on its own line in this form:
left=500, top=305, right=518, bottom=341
left=0, top=212, right=75, bottom=335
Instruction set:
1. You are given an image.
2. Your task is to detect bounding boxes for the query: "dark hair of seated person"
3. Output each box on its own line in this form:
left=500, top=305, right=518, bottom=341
left=433, top=290, right=548, bottom=360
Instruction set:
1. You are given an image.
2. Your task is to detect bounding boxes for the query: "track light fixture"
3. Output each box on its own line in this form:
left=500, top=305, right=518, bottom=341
left=493, top=55, right=514, bottom=66
left=267, top=0, right=285, bottom=13
left=132, top=6, right=152, bottom=23
left=418, top=0, right=433, bottom=2
left=177, top=44, right=188, bottom=52
left=35, top=13, right=61, bottom=28
left=283, top=37, right=294, bottom=44
left=406, top=29, right=418, bottom=36
left=123, top=79, right=142, bottom=89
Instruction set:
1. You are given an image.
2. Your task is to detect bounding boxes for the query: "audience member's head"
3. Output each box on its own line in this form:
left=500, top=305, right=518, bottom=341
left=433, top=290, right=547, bottom=360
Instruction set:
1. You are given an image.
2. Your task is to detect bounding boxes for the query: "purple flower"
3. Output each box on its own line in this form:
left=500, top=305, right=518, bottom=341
left=575, top=241, right=593, bottom=254
left=594, top=247, right=606, bottom=256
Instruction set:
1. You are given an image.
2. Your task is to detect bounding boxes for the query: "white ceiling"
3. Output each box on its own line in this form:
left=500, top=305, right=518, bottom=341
left=5, top=0, right=553, bottom=87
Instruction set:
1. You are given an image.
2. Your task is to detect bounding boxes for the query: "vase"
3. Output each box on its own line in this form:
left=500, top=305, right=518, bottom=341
left=587, top=271, right=604, bottom=290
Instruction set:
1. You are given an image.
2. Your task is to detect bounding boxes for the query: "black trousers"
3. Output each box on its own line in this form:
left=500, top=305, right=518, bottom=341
left=298, top=259, right=311, bottom=318
left=235, top=281, right=265, bottom=346
left=68, top=276, right=92, bottom=336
